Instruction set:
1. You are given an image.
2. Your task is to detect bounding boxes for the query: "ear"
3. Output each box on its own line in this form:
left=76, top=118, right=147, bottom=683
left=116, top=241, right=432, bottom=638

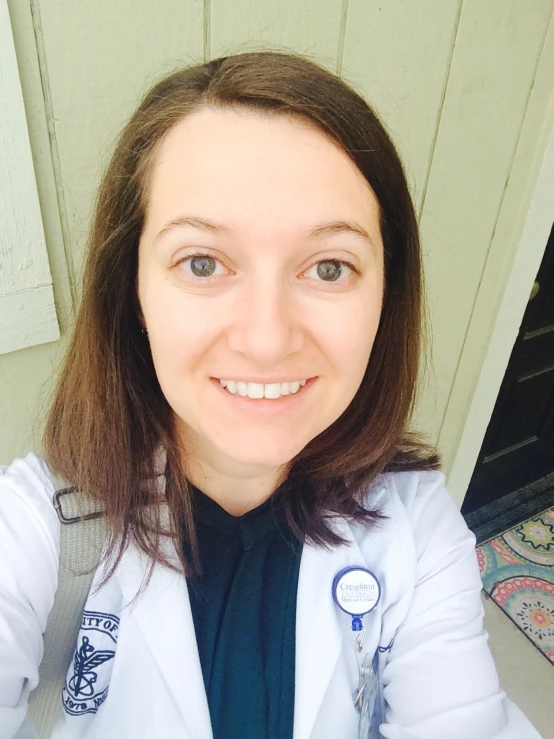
left=134, top=266, right=147, bottom=330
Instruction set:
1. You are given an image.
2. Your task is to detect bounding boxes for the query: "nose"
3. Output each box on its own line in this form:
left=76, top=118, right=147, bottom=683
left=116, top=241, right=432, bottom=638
left=226, top=275, right=304, bottom=365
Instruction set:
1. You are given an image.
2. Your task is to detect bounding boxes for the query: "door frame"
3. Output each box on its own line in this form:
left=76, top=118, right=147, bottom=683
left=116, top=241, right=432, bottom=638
left=445, top=118, right=554, bottom=507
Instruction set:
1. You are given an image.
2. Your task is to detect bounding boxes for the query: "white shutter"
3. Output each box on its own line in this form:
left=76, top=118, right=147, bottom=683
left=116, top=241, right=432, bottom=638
left=0, top=0, right=59, bottom=355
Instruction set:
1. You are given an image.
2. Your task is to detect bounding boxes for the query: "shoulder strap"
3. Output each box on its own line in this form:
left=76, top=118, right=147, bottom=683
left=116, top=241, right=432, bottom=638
left=27, top=480, right=107, bottom=738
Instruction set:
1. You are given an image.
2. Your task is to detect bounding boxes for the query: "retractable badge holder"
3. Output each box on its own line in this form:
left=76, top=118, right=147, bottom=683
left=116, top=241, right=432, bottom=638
left=332, top=567, right=381, bottom=738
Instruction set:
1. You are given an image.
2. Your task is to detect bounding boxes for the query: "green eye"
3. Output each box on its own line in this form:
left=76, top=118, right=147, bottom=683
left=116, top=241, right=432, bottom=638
left=317, top=261, right=343, bottom=282
left=190, top=255, right=216, bottom=277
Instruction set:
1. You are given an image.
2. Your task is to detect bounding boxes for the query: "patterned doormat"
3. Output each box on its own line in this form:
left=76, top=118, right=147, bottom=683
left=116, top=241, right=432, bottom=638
left=477, top=507, right=554, bottom=665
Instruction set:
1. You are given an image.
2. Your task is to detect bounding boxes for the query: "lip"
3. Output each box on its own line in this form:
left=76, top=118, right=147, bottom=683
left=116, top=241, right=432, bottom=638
left=213, top=376, right=314, bottom=384
left=210, top=376, right=317, bottom=416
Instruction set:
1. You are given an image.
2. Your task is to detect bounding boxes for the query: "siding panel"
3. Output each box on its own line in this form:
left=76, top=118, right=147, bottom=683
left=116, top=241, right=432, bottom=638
left=210, top=0, right=344, bottom=71
left=342, top=0, right=461, bottom=213
left=418, top=0, right=552, bottom=442
left=32, top=0, right=205, bottom=285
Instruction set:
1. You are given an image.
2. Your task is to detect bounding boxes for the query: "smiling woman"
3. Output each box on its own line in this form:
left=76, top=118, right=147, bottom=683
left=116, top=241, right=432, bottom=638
left=136, top=107, right=386, bottom=514
left=0, top=51, right=540, bottom=739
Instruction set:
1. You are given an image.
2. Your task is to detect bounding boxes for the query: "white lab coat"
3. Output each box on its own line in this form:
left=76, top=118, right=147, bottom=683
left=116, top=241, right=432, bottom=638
left=0, top=453, right=542, bottom=739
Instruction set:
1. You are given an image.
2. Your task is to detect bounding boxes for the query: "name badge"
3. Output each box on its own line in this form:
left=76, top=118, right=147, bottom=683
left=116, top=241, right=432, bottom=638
left=332, top=566, right=381, bottom=627
left=332, top=566, right=383, bottom=737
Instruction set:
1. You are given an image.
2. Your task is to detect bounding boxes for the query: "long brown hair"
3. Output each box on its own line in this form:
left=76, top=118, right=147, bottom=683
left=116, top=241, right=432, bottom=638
left=43, top=50, right=439, bottom=596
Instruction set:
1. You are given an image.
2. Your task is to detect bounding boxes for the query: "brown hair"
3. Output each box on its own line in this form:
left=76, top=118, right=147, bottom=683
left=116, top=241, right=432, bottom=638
left=43, top=50, right=440, bottom=596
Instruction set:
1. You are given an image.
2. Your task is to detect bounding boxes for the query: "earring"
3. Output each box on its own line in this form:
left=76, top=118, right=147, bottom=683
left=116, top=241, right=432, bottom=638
left=141, top=327, right=148, bottom=336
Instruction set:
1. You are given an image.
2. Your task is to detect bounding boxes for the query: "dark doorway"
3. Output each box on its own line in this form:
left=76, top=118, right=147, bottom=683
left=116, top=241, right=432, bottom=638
left=462, top=222, right=554, bottom=541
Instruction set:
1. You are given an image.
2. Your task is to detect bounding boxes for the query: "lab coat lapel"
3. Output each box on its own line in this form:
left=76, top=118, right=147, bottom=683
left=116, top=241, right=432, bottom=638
left=294, top=518, right=366, bottom=739
left=116, top=525, right=212, bottom=739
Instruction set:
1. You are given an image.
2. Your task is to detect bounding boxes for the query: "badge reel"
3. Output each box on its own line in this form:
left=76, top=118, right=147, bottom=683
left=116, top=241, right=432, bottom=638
left=332, top=567, right=382, bottom=739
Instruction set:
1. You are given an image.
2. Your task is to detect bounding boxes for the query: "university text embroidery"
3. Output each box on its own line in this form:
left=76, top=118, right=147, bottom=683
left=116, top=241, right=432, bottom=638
left=62, top=610, right=119, bottom=716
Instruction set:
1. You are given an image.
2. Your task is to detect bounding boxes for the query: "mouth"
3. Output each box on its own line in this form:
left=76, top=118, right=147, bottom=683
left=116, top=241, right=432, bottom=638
left=210, top=376, right=317, bottom=415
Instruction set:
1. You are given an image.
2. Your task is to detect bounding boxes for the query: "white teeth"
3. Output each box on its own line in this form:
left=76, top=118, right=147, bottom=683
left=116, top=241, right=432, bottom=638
left=218, top=378, right=309, bottom=399
left=264, top=383, right=281, bottom=399
left=249, top=383, right=265, bottom=399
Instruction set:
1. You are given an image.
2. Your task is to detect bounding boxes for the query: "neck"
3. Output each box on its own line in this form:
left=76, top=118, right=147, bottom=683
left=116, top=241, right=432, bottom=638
left=183, top=454, right=288, bottom=517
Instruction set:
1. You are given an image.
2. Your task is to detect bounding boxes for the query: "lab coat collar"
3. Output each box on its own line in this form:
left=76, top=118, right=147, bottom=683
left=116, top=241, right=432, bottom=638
left=115, top=505, right=366, bottom=739
left=294, top=516, right=368, bottom=739
left=115, top=505, right=213, bottom=739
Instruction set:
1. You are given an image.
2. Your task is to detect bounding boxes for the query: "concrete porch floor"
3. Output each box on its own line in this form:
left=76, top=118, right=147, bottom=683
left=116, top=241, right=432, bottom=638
left=483, top=594, right=554, bottom=739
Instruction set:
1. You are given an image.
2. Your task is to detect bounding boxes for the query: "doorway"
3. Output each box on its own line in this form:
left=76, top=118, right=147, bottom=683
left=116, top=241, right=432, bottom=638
left=462, top=222, right=554, bottom=542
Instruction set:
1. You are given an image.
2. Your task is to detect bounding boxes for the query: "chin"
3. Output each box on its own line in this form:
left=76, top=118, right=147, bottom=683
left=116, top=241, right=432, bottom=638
left=216, top=435, right=307, bottom=470
left=224, top=447, right=298, bottom=470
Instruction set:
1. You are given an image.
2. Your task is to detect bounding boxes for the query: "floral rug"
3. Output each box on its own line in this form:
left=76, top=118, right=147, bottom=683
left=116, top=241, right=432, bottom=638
left=477, top=507, right=554, bottom=664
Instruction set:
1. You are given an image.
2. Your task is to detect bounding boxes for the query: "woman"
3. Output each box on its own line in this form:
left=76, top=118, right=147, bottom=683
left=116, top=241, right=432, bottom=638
left=0, top=51, right=541, bottom=739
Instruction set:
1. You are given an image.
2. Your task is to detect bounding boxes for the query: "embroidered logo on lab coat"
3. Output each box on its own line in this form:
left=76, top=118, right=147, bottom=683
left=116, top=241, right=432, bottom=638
left=62, top=610, right=120, bottom=716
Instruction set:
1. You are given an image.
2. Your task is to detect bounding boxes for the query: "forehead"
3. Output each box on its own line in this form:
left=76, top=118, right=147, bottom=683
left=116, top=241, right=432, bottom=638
left=144, top=106, right=381, bottom=237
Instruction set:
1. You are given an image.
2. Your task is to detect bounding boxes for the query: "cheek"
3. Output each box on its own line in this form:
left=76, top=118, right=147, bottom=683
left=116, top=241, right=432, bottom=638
left=141, top=282, right=221, bottom=379
left=151, top=313, right=219, bottom=376
left=315, top=291, right=382, bottom=382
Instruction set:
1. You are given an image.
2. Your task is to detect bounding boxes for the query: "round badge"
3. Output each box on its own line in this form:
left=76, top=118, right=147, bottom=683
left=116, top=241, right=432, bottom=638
left=332, top=566, right=381, bottom=617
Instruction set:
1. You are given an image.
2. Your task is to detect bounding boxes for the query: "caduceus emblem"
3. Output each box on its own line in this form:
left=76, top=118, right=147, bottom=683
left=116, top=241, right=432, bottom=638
left=68, top=635, right=115, bottom=697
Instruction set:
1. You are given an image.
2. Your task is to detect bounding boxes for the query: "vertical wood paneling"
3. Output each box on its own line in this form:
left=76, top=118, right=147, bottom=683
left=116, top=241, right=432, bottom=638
left=342, top=0, right=461, bottom=212
left=2, top=0, right=75, bottom=464
left=417, top=0, right=552, bottom=444
left=210, top=0, right=344, bottom=73
left=442, top=11, right=554, bottom=497
left=32, top=0, right=205, bottom=287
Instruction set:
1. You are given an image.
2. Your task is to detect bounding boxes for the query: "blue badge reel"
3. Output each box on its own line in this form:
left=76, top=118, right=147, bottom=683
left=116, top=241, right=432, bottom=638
left=332, top=566, right=381, bottom=626
left=333, top=567, right=382, bottom=738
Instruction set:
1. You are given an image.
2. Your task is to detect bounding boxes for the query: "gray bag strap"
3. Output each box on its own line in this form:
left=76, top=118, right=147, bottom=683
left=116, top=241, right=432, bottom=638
left=26, top=480, right=107, bottom=739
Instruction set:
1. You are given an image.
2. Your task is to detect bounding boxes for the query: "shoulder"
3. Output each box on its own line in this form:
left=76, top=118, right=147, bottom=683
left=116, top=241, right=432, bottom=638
left=367, top=467, right=464, bottom=533
left=375, top=467, right=447, bottom=508
left=349, top=469, right=479, bottom=635
left=0, top=452, right=61, bottom=560
left=0, top=454, right=61, bottom=632
left=355, top=467, right=475, bottom=569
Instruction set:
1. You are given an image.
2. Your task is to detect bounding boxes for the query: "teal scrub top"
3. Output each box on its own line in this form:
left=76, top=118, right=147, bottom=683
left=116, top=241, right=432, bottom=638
left=185, top=483, right=303, bottom=739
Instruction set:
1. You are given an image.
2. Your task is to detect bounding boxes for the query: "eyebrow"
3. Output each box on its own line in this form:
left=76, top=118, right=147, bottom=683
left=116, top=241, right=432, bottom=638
left=152, top=215, right=378, bottom=254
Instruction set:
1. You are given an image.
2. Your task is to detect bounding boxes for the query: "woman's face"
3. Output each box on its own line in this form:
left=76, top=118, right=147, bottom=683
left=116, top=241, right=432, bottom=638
left=138, top=107, right=384, bottom=481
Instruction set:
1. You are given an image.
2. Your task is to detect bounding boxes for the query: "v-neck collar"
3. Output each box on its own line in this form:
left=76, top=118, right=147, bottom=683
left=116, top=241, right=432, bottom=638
left=189, top=483, right=290, bottom=550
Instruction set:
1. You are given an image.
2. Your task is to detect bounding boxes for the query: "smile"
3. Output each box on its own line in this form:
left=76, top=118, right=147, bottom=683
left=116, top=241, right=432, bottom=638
left=218, top=379, right=308, bottom=399
left=210, top=376, right=317, bottom=416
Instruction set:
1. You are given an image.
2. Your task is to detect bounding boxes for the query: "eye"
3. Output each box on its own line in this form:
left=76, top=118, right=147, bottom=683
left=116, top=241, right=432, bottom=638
left=173, top=253, right=359, bottom=284
left=175, top=253, right=226, bottom=278
left=306, top=259, right=356, bottom=282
